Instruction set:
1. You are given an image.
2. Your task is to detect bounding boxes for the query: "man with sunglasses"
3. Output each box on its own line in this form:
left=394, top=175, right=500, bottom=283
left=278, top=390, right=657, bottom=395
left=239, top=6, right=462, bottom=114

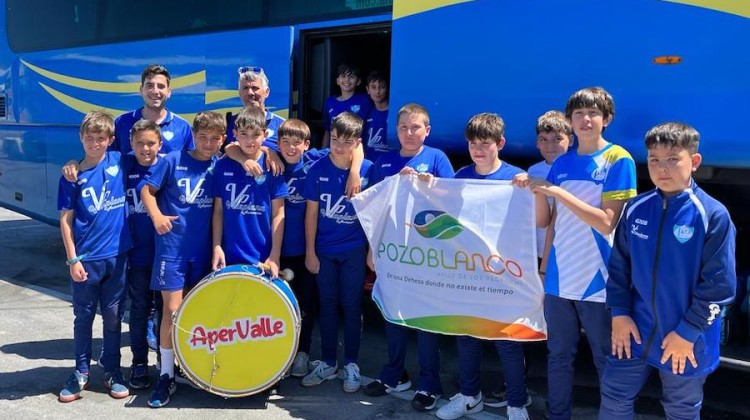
left=227, top=66, right=285, bottom=151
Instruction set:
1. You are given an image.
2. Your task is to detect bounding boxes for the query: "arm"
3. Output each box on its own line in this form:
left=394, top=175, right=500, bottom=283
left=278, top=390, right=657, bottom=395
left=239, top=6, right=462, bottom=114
left=539, top=206, right=556, bottom=276
left=224, top=143, right=262, bottom=176
left=211, top=197, right=225, bottom=271
left=345, top=143, right=364, bottom=197
left=141, top=184, right=176, bottom=235
left=62, top=160, right=81, bottom=182
left=60, top=210, right=87, bottom=282
left=264, top=198, right=285, bottom=277
left=534, top=191, right=551, bottom=228
left=261, top=146, right=284, bottom=176
left=304, top=200, right=320, bottom=274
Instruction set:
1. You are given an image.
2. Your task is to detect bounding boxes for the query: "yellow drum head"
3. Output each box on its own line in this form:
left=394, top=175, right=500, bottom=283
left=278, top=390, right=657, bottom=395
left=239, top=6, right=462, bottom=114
left=173, top=269, right=300, bottom=397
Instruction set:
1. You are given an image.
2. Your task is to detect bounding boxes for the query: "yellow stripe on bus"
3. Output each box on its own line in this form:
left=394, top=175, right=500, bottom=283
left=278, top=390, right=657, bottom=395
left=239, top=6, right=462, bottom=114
left=393, top=0, right=474, bottom=20
left=663, top=0, right=750, bottom=18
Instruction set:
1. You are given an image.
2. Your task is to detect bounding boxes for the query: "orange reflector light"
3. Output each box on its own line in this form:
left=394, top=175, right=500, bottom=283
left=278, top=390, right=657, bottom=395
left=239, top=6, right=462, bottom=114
left=653, top=56, right=683, bottom=65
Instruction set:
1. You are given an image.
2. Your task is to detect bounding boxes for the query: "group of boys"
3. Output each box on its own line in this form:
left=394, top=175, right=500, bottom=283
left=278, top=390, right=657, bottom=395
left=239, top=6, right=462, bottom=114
left=57, top=61, right=736, bottom=420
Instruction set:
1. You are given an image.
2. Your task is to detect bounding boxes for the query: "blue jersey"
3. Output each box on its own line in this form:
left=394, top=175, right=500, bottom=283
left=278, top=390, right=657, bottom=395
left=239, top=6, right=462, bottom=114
left=226, top=110, right=285, bottom=151
left=370, top=145, right=455, bottom=184
left=607, top=181, right=736, bottom=376
left=454, top=161, right=524, bottom=181
left=282, top=148, right=329, bottom=257
left=323, top=93, right=372, bottom=131
left=363, top=107, right=390, bottom=162
left=545, top=143, right=637, bottom=302
left=302, top=157, right=373, bottom=254
left=213, top=155, right=289, bottom=265
left=57, top=151, right=132, bottom=260
left=111, top=108, right=194, bottom=155
left=146, top=150, right=216, bottom=262
left=124, top=154, right=159, bottom=267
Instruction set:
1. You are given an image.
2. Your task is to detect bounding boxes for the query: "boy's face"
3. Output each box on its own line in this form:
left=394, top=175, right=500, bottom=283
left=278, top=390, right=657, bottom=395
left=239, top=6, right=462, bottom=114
left=234, top=126, right=265, bottom=158
left=278, top=135, right=309, bottom=164
left=366, top=80, right=388, bottom=104
left=336, top=73, right=360, bottom=94
left=140, top=74, right=171, bottom=111
left=130, top=130, right=161, bottom=166
left=239, top=78, right=269, bottom=109
left=329, top=130, right=360, bottom=158
left=80, top=130, right=114, bottom=159
left=192, top=128, right=225, bottom=160
left=536, top=131, right=570, bottom=163
left=570, top=107, right=610, bottom=142
left=468, top=138, right=503, bottom=169
left=647, top=145, right=701, bottom=196
left=397, top=112, right=430, bottom=155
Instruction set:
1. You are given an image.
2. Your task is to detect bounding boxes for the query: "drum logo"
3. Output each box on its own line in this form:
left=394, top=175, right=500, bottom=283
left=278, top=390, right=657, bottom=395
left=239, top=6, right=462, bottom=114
left=189, top=316, right=286, bottom=352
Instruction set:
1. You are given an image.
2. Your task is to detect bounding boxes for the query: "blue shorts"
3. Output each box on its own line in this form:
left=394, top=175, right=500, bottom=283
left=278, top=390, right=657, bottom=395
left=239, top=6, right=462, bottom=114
left=150, top=258, right=210, bottom=292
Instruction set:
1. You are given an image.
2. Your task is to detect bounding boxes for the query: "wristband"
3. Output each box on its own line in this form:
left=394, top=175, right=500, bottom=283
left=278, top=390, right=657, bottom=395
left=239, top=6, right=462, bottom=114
left=66, top=253, right=89, bottom=266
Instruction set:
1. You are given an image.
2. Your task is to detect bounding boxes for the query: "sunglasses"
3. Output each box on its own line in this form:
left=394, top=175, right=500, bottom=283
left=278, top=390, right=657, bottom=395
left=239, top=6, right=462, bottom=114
left=238, top=66, right=264, bottom=75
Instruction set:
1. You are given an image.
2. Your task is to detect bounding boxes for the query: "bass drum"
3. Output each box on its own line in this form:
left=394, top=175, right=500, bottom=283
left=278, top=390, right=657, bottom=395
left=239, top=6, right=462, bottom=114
left=173, top=264, right=300, bottom=397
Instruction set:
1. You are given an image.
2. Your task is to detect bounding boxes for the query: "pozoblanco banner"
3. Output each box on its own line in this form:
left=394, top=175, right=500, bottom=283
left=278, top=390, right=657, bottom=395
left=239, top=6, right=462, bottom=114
left=352, top=175, right=546, bottom=340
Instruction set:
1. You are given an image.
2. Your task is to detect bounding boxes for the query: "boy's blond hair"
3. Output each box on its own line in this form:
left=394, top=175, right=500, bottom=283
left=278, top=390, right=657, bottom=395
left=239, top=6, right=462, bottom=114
left=278, top=118, right=311, bottom=141
left=192, top=111, right=226, bottom=133
left=536, top=110, right=572, bottom=136
left=465, top=113, right=504, bottom=143
left=234, top=106, right=266, bottom=132
left=397, top=103, right=430, bottom=126
left=80, top=110, right=114, bottom=137
left=330, top=112, right=363, bottom=139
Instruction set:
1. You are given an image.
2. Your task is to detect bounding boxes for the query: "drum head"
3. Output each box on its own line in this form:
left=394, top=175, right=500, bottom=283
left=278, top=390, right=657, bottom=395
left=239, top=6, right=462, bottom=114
left=173, top=266, right=300, bottom=397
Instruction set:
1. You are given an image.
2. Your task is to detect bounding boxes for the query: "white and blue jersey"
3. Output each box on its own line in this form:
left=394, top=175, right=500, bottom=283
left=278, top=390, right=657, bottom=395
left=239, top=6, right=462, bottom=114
left=146, top=150, right=216, bottom=262
left=545, top=143, right=637, bottom=302
left=323, top=93, right=372, bottom=132
left=454, top=161, right=524, bottom=181
left=57, top=151, right=132, bottom=260
left=213, top=154, right=289, bottom=265
left=282, top=148, right=330, bottom=257
left=370, top=145, right=455, bottom=184
left=607, top=181, right=736, bottom=376
left=363, top=108, right=390, bottom=162
left=124, top=154, right=159, bottom=268
left=226, top=110, right=285, bottom=151
left=111, top=108, right=194, bottom=155
left=302, top=157, right=373, bottom=254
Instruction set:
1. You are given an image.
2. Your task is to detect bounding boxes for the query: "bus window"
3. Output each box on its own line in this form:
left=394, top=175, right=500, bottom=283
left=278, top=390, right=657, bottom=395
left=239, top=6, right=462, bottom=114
left=269, top=0, right=391, bottom=24
left=7, top=0, right=99, bottom=53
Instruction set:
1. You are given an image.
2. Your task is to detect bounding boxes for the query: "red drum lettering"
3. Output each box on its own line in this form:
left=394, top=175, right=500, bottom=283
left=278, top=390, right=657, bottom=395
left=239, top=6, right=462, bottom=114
left=189, top=316, right=286, bottom=352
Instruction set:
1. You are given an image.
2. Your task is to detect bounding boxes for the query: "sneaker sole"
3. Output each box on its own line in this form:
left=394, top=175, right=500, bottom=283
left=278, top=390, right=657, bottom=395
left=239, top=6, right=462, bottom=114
left=58, top=382, right=89, bottom=403
left=436, top=402, right=483, bottom=420
left=484, top=395, right=532, bottom=408
left=148, top=397, right=170, bottom=408
left=290, top=370, right=309, bottom=378
left=301, top=372, right=338, bottom=387
left=412, top=394, right=441, bottom=411
left=392, top=380, right=412, bottom=393
left=343, top=383, right=361, bottom=393
left=109, top=389, right=130, bottom=399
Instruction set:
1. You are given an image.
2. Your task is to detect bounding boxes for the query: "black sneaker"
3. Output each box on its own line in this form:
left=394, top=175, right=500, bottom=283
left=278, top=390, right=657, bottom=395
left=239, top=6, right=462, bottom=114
left=412, top=390, right=441, bottom=411
left=363, top=371, right=411, bottom=396
left=483, top=387, right=533, bottom=408
left=129, top=363, right=151, bottom=390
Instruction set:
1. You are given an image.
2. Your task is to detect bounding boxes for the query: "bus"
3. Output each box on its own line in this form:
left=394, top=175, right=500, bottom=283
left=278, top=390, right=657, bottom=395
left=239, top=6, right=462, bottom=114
left=0, top=0, right=748, bottom=366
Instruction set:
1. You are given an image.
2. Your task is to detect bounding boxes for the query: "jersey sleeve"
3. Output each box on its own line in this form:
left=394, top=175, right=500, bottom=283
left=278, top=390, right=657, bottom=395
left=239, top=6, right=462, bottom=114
left=434, top=152, right=455, bottom=178
left=270, top=172, right=290, bottom=200
left=602, top=151, right=637, bottom=201
left=145, top=154, right=172, bottom=190
left=57, top=176, right=78, bottom=211
left=302, top=161, right=321, bottom=202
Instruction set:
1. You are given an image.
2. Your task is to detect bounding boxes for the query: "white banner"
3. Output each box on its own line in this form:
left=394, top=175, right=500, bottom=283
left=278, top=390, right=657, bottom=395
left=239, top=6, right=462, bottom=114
left=352, top=175, right=546, bottom=341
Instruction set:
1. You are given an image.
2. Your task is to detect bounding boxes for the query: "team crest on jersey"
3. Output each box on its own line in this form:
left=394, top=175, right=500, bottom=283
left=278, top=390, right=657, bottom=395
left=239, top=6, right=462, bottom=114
left=351, top=105, right=360, bottom=113
left=163, top=131, right=174, bottom=141
left=591, top=167, right=607, bottom=181
left=415, top=163, right=428, bottom=173
left=255, top=174, right=267, bottom=185
left=266, top=129, right=275, bottom=139
left=673, top=224, right=694, bottom=243
left=105, top=165, right=119, bottom=177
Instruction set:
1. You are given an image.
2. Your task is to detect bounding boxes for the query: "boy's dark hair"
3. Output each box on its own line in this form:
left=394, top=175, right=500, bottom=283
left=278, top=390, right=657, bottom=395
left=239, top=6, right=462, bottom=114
left=130, top=118, right=162, bottom=142
left=465, top=113, right=504, bottom=143
left=330, top=112, right=363, bottom=139
left=141, top=64, right=171, bottom=86
left=536, top=110, right=571, bottom=136
left=397, top=103, right=430, bottom=126
left=645, top=122, right=700, bottom=153
left=337, top=63, right=360, bottom=79
left=234, top=106, right=267, bottom=132
left=366, top=70, right=388, bottom=86
left=192, top=111, right=227, bottom=133
left=278, top=118, right=311, bottom=141
left=565, top=86, right=615, bottom=124
left=80, top=110, right=114, bottom=137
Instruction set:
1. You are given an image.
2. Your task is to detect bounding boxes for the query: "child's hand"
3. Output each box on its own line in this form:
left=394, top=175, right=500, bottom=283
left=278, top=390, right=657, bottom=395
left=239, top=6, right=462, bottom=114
left=511, top=173, right=530, bottom=188
left=243, top=159, right=263, bottom=177
left=264, top=148, right=284, bottom=176
left=528, top=179, right=555, bottom=196
left=305, top=252, right=320, bottom=274
left=152, top=214, right=178, bottom=235
left=69, top=261, right=88, bottom=282
left=62, top=160, right=80, bottom=182
left=416, top=172, right=434, bottom=185
left=263, top=258, right=280, bottom=278
left=345, top=171, right=362, bottom=198
left=212, top=245, right=226, bottom=271
left=611, top=315, right=641, bottom=359
left=366, top=248, right=375, bottom=271
left=660, top=331, right=697, bottom=374
left=399, top=167, right=417, bottom=176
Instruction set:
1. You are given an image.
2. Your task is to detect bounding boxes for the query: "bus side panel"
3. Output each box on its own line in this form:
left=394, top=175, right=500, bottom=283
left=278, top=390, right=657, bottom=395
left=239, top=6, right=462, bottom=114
left=0, top=126, right=51, bottom=222
left=389, top=0, right=750, bottom=167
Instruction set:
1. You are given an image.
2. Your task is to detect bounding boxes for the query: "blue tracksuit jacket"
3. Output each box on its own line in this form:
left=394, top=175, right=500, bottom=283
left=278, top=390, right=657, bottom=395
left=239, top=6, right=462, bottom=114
left=607, top=180, right=736, bottom=376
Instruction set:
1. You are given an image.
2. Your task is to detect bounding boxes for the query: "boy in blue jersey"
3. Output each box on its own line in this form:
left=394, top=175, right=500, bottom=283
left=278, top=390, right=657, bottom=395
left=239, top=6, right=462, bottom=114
left=140, top=111, right=224, bottom=408
left=516, top=87, right=638, bottom=420
left=599, top=122, right=736, bottom=419
left=111, top=64, right=194, bottom=155
left=57, top=111, right=133, bottom=402
left=211, top=107, right=288, bottom=274
left=436, top=113, right=532, bottom=420
left=226, top=66, right=285, bottom=151
left=363, top=103, right=453, bottom=412
left=301, top=112, right=373, bottom=393
left=321, top=64, right=372, bottom=148
left=363, top=71, right=390, bottom=162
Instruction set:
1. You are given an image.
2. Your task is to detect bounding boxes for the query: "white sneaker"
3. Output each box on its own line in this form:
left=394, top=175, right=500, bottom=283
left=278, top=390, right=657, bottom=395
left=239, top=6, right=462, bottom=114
left=436, top=392, right=483, bottom=420
left=342, top=362, right=361, bottom=393
left=507, top=405, right=530, bottom=420
left=290, top=352, right=310, bottom=377
left=301, top=360, right=337, bottom=387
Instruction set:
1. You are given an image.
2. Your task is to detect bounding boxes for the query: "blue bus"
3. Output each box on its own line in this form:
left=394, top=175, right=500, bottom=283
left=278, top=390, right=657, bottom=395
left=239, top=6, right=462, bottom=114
left=1, top=0, right=748, bottom=365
